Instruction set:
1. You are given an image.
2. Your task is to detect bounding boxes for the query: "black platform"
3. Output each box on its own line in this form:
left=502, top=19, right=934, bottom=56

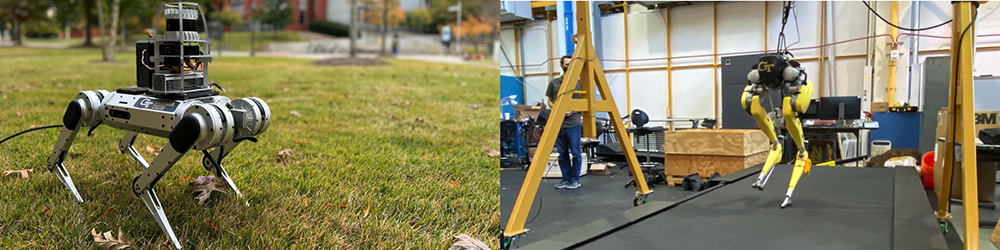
left=516, top=165, right=949, bottom=250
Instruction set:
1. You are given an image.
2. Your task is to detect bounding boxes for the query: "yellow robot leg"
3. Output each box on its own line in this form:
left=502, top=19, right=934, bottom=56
left=748, top=94, right=782, bottom=191
left=780, top=85, right=812, bottom=208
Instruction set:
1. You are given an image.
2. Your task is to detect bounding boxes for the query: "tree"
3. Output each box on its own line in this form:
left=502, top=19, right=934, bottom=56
left=261, top=0, right=292, bottom=35
left=349, top=0, right=357, bottom=58
left=404, top=8, right=432, bottom=33
left=0, top=0, right=47, bottom=46
left=361, top=0, right=404, bottom=26
left=247, top=1, right=262, bottom=57
left=361, top=0, right=403, bottom=57
left=105, top=0, right=120, bottom=62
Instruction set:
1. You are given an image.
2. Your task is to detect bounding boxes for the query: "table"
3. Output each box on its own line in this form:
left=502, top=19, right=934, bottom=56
left=781, top=124, right=880, bottom=162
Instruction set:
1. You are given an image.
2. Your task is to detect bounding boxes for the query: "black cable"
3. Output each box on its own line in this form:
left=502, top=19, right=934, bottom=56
left=525, top=196, right=543, bottom=226
left=861, top=1, right=952, bottom=32
left=946, top=5, right=979, bottom=215
left=0, top=125, right=63, bottom=146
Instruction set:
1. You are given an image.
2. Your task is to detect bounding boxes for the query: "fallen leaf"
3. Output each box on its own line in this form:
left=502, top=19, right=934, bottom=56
left=404, top=101, right=411, bottom=107
left=363, top=201, right=371, bottom=217
left=39, top=133, right=44, bottom=137
left=290, top=110, right=301, bottom=117
left=277, top=149, right=294, bottom=162
left=91, top=228, right=132, bottom=250
left=487, top=150, right=500, bottom=157
left=47, top=100, right=55, bottom=105
left=293, top=141, right=310, bottom=145
left=206, top=218, right=217, bottom=231
left=448, top=234, right=490, bottom=250
left=3, top=169, right=33, bottom=179
left=56, top=83, right=65, bottom=88
left=447, top=181, right=459, bottom=187
left=145, top=145, right=161, bottom=156
left=191, top=179, right=227, bottom=204
left=70, top=153, right=85, bottom=158
left=141, top=135, right=147, bottom=139
left=402, top=174, right=414, bottom=179
left=323, top=202, right=347, bottom=209
left=467, top=104, right=483, bottom=109
left=460, top=81, right=468, bottom=86
left=189, top=176, right=214, bottom=186
left=414, top=117, right=424, bottom=123
left=345, top=94, right=353, bottom=99
left=282, top=87, right=289, bottom=92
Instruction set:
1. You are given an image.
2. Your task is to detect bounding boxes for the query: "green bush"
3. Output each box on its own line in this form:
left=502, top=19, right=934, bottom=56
left=309, top=21, right=349, bottom=37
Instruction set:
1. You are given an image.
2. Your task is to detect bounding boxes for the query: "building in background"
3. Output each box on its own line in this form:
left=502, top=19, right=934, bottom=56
left=216, top=0, right=428, bottom=31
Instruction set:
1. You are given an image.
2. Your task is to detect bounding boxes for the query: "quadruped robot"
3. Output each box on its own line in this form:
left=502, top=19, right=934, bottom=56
left=46, top=3, right=269, bottom=248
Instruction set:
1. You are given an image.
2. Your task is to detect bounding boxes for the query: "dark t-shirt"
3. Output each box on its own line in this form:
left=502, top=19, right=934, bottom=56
left=546, top=76, right=582, bottom=129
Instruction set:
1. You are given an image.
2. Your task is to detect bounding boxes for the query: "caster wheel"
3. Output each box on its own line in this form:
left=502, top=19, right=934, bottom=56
left=633, top=194, right=648, bottom=207
left=500, top=235, right=517, bottom=250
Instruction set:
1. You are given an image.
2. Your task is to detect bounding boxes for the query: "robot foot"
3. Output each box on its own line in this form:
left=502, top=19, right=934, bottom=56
left=780, top=196, right=792, bottom=208
left=751, top=181, right=764, bottom=191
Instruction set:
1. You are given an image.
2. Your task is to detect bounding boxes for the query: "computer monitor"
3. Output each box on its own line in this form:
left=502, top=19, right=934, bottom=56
left=798, top=99, right=821, bottom=119
left=818, top=96, right=862, bottom=121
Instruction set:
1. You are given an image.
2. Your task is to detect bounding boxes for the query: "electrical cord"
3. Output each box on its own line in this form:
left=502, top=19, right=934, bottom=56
left=862, top=1, right=953, bottom=32
left=946, top=4, right=979, bottom=215
left=0, top=125, right=63, bottom=146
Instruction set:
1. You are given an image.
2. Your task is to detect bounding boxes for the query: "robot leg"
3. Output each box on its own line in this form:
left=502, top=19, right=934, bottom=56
left=780, top=82, right=814, bottom=208
left=47, top=91, right=106, bottom=202
left=742, top=88, right=783, bottom=190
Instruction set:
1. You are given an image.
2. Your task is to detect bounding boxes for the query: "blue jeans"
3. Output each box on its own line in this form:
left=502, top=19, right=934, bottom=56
left=555, top=125, right=582, bottom=182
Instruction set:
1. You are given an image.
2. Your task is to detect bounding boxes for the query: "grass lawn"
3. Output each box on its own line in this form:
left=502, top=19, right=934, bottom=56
left=219, top=31, right=307, bottom=51
left=0, top=48, right=499, bottom=249
left=22, top=31, right=306, bottom=52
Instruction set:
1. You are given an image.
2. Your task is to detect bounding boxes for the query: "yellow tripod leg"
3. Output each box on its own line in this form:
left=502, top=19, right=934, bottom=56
left=748, top=95, right=782, bottom=190
left=782, top=96, right=810, bottom=208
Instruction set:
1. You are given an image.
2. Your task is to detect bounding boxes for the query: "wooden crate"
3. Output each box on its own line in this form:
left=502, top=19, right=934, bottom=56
left=661, top=129, right=769, bottom=156
left=661, top=129, right=769, bottom=177
left=664, top=151, right=768, bottom=177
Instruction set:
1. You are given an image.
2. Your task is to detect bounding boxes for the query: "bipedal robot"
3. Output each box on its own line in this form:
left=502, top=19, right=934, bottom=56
left=46, top=3, right=269, bottom=248
left=741, top=1, right=813, bottom=209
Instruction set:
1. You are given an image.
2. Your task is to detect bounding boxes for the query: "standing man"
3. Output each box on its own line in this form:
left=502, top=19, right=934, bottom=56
left=546, top=55, right=583, bottom=190
left=391, top=33, right=400, bottom=58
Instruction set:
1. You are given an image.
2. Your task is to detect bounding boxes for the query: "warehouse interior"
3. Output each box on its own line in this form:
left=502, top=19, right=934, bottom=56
left=499, top=1, right=1000, bottom=249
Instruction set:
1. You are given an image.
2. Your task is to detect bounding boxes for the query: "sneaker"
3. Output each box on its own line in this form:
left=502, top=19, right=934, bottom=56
left=555, top=180, right=569, bottom=189
left=566, top=181, right=581, bottom=190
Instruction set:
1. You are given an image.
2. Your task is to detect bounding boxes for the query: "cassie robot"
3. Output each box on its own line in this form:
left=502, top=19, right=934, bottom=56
left=742, top=53, right=814, bottom=208
left=46, top=2, right=269, bottom=248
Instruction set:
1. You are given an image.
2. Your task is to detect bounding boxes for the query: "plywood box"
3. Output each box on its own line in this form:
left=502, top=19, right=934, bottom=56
left=661, top=129, right=769, bottom=156
left=664, top=151, right=768, bottom=177
left=662, top=129, right=770, bottom=177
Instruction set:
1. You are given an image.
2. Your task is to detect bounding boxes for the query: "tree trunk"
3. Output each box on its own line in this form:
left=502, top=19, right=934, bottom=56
left=84, top=0, right=94, bottom=46
left=379, top=0, right=389, bottom=57
left=96, top=0, right=108, bottom=61
left=12, top=18, right=21, bottom=46
left=105, top=0, right=120, bottom=62
left=250, top=20, right=257, bottom=57
left=349, top=0, right=357, bottom=58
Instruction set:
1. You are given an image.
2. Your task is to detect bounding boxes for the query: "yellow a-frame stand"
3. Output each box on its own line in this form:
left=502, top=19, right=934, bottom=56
left=935, top=2, right=984, bottom=249
left=501, top=2, right=652, bottom=247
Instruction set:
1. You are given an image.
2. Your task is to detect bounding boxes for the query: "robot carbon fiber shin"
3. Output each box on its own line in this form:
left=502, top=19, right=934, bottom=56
left=46, top=3, right=270, bottom=249
left=741, top=53, right=814, bottom=209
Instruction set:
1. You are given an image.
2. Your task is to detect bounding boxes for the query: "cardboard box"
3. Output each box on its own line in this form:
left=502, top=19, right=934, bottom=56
left=936, top=109, right=1000, bottom=139
left=589, top=163, right=610, bottom=175
left=872, top=102, right=889, bottom=112
left=512, top=105, right=542, bottom=121
left=933, top=140, right=997, bottom=203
